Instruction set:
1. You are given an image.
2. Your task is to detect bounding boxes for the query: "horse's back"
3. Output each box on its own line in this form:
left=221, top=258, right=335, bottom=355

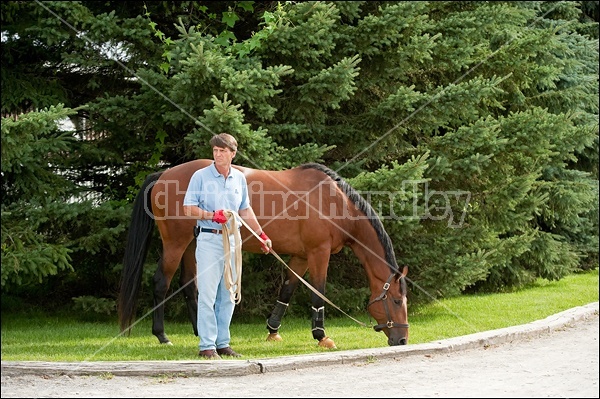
left=244, top=164, right=352, bottom=254
left=152, top=160, right=351, bottom=256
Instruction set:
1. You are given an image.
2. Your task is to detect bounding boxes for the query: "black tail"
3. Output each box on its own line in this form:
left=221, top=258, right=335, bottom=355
left=118, top=171, right=163, bottom=334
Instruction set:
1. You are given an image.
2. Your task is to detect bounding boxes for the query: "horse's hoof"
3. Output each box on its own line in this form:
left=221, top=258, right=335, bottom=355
left=161, top=341, right=173, bottom=346
left=318, top=336, right=337, bottom=349
left=266, top=333, right=283, bottom=342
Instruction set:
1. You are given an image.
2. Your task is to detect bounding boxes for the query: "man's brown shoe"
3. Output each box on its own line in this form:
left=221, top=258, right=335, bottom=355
left=198, top=349, right=221, bottom=360
left=217, top=346, right=242, bottom=357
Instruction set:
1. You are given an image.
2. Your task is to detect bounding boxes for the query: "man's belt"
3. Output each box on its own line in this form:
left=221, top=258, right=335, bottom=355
left=200, top=228, right=222, bottom=234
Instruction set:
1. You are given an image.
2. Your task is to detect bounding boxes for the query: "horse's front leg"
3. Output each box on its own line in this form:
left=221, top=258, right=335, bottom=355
left=266, top=256, right=306, bottom=342
left=308, top=248, right=336, bottom=349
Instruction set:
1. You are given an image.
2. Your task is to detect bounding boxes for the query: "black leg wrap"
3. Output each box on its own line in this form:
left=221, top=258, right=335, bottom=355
left=311, top=306, right=326, bottom=341
left=266, top=300, right=289, bottom=334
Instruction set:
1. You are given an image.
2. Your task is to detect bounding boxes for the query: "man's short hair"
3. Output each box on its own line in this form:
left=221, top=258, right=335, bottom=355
left=210, top=133, right=238, bottom=152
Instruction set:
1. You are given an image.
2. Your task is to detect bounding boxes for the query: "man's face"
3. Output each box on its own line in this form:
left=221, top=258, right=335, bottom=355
left=213, top=146, right=235, bottom=165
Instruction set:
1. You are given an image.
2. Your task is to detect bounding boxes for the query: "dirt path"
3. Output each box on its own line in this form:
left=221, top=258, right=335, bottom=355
left=2, top=309, right=598, bottom=398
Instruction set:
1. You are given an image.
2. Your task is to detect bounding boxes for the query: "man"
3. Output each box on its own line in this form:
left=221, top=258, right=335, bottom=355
left=183, top=133, right=272, bottom=359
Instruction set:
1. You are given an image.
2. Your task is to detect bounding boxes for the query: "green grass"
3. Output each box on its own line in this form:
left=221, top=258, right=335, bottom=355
left=1, top=269, right=597, bottom=361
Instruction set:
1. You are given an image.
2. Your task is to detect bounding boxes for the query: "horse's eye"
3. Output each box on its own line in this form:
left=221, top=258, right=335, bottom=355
left=393, top=298, right=403, bottom=305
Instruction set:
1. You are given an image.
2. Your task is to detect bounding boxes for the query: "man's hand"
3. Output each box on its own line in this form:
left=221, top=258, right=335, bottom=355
left=212, top=209, right=228, bottom=224
left=258, top=232, right=272, bottom=254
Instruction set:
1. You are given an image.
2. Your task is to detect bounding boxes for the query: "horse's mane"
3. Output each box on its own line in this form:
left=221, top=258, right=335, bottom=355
left=299, top=163, right=400, bottom=274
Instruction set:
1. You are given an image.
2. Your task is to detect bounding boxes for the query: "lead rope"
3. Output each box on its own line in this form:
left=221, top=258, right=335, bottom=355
left=230, top=211, right=368, bottom=328
left=221, top=210, right=243, bottom=304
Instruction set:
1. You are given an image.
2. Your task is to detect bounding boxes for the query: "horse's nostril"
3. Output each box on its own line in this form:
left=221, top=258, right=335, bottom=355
left=388, top=337, right=408, bottom=346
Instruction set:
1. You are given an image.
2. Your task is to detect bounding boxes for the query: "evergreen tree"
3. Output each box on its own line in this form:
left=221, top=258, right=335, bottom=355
left=1, top=1, right=597, bottom=315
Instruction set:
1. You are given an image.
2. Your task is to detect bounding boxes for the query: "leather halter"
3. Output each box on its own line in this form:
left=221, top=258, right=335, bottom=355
left=367, top=273, right=410, bottom=332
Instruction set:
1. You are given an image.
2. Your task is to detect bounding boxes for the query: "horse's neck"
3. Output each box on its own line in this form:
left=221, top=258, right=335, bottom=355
left=349, top=219, right=390, bottom=279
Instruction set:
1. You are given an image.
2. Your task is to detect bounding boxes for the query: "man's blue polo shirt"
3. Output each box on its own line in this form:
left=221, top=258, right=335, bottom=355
left=183, top=162, right=250, bottom=229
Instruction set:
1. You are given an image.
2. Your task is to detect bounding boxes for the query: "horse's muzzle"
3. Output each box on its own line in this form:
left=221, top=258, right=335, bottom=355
left=388, top=336, right=408, bottom=346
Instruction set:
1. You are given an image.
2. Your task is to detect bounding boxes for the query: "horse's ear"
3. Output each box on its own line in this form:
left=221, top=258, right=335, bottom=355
left=394, top=265, right=408, bottom=283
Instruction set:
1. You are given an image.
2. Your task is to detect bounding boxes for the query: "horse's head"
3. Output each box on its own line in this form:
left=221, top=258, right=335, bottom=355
left=367, top=265, right=409, bottom=346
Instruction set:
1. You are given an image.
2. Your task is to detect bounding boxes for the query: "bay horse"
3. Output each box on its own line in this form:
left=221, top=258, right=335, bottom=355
left=118, top=160, right=409, bottom=348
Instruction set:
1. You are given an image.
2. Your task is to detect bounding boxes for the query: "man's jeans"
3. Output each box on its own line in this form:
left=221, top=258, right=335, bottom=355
left=195, top=230, right=238, bottom=351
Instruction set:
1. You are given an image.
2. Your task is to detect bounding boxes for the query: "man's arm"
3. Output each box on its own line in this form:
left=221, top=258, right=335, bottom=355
left=239, top=207, right=272, bottom=253
left=238, top=207, right=262, bottom=232
left=183, top=205, right=214, bottom=220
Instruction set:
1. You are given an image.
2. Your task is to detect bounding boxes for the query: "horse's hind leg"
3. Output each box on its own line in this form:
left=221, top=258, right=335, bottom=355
left=152, top=257, right=172, bottom=344
left=266, top=256, right=307, bottom=341
left=152, top=245, right=186, bottom=344
left=180, top=241, right=198, bottom=336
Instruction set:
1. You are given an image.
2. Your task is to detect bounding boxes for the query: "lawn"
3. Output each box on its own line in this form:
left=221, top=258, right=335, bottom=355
left=1, top=269, right=597, bottom=361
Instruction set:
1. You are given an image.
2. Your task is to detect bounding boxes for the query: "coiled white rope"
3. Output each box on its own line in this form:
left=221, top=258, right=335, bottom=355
left=221, top=210, right=243, bottom=304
